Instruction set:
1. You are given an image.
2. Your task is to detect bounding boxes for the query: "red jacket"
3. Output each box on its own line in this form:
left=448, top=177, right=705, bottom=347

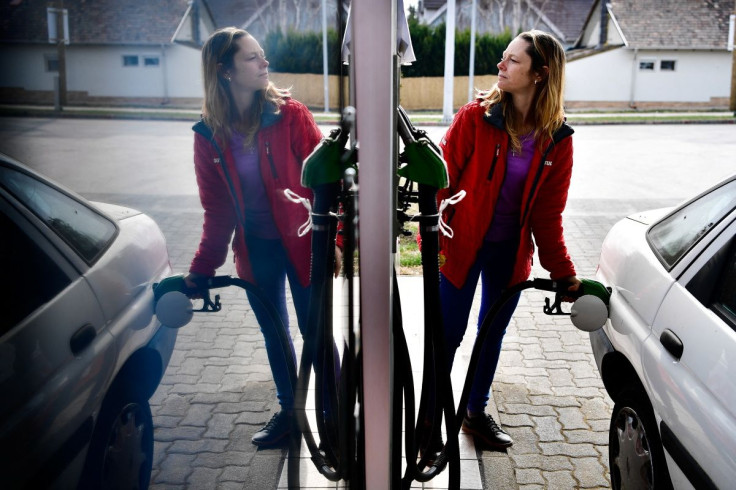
left=437, top=100, right=576, bottom=289
left=189, top=98, right=323, bottom=287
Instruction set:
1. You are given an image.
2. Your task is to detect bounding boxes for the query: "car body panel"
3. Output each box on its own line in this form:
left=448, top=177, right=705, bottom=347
left=598, top=217, right=675, bottom=329
left=0, top=277, right=117, bottom=487
left=596, top=216, right=675, bottom=372
left=85, top=213, right=171, bottom=364
left=645, top=281, right=736, bottom=489
left=591, top=174, right=736, bottom=490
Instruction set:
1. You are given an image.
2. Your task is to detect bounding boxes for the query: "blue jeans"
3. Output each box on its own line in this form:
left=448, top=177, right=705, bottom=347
left=440, top=239, right=520, bottom=414
left=244, top=235, right=310, bottom=410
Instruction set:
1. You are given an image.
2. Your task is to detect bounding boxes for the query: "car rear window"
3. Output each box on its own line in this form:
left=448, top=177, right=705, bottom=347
left=715, top=246, right=736, bottom=322
left=0, top=165, right=117, bottom=264
left=647, top=179, right=736, bottom=270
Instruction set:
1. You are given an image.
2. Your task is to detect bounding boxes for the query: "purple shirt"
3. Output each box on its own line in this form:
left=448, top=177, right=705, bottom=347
left=231, top=133, right=280, bottom=239
left=485, top=133, right=535, bottom=242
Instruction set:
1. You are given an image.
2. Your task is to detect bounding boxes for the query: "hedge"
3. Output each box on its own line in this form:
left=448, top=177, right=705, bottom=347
left=262, top=20, right=513, bottom=77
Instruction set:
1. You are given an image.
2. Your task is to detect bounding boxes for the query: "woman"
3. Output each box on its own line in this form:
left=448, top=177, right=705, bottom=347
left=437, top=30, right=580, bottom=448
left=185, top=27, right=341, bottom=447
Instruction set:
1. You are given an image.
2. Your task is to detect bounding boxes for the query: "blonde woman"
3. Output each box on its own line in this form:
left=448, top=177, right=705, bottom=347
left=436, top=30, right=580, bottom=449
left=185, top=27, right=339, bottom=447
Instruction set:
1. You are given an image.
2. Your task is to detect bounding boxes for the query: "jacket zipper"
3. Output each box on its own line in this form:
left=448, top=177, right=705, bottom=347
left=264, top=141, right=278, bottom=179
left=520, top=141, right=554, bottom=227
left=487, top=143, right=501, bottom=180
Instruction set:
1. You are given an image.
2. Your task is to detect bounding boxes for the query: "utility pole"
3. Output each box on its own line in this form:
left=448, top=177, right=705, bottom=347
left=442, top=0, right=456, bottom=123
left=468, top=0, right=477, bottom=102
left=729, top=11, right=735, bottom=113
left=322, top=0, right=329, bottom=113
left=55, top=0, right=67, bottom=108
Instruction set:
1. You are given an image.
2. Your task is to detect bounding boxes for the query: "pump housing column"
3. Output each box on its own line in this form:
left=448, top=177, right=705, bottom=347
left=352, top=0, right=397, bottom=487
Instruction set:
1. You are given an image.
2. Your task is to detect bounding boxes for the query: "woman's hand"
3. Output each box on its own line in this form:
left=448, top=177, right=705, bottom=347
left=184, top=272, right=207, bottom=299
left=334, top=245, right=343, bottom=278
left=559, top=275, right=582, bottom=302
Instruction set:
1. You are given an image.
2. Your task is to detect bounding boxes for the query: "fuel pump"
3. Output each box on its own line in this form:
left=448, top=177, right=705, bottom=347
left=392, top=105, right=461, bottom=489
left=287, top=108, right=359, bottom=486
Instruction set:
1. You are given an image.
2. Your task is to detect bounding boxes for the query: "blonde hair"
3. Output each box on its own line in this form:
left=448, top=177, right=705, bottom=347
left=201, top=27, right=289, bottom=147
left=479, top=30, right=566, bottom=152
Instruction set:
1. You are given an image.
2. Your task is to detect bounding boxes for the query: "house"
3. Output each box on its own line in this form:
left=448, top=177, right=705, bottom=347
left=0, top=0, right=345, bottom=107
left=415, top=0, right=595, bottom=48
left=565, top=0, right=734, bottom=109
left=0, top=0, right=200, bottom=106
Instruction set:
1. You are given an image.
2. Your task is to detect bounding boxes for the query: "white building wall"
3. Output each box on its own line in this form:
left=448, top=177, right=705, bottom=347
left=163, top=44, right=203, bottom=98
left=0, top=43, right=202, bottom=99
left=0, top=45, right=59, bottom=90
left=565, top=47, right=731, bottom=103
left=565, top=47, right=633, bottom=101
left=632, top=50, right=731, bottom=102
left=72, top=46, right=165, bottom=97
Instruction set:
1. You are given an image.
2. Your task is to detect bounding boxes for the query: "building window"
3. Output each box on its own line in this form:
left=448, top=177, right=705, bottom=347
left=660, top=60, right=676, bottom=71
left=44, top=54, right=59, bottom=72
left=639, top=60, right=655, bottom=71
left=123, top=55, right=139, bottom=67
left=143, top=56, right=160, bottom=67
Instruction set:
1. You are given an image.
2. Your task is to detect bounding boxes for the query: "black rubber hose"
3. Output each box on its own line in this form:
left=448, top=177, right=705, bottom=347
left=412, top=184, right=461, bottom=487
left=340, top=169, right=361, bottom=487
left=391, top=183, right=460, bottom=488
left=289, top=182, right=343, bottom=484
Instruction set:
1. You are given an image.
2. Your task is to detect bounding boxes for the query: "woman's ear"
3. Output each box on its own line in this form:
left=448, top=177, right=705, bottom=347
left=217, top=63, right=229, bottom=81
left=538, top=65, right=550, bottom=82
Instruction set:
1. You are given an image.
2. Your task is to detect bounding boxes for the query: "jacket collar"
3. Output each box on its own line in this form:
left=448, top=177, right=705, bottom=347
left=260, top=99, right=283, bottom=129
left=482, top=102, right=574, bottom=143
left=192, top=98, right=285, bottom=138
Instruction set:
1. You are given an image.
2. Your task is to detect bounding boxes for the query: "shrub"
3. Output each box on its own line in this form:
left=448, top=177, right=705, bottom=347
left=262, top=21, right=513, bottom=78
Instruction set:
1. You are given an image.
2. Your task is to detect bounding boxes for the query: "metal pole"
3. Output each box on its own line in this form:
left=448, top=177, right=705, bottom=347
left=322, top=0, right=330, bottom=113
left=442, top=0, right=456, bottom=123
left=56, top=0, right=67, bottom=108
left=353, top=0, right=396, bottom=487
left=468, top=0, right=477, bottom=102
left=53, top=76, right=60, bottom=111
left=729, top=12, right=735, bottom=113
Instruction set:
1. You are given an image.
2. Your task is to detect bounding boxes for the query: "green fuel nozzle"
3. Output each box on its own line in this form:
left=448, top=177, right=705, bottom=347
left=396, top=105, right=448, bottom=189
left=301, top=127, right=357, bottom=188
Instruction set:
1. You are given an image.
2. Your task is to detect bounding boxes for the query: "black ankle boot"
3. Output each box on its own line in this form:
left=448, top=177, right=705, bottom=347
left=462, top=413, right=513, bottom=448
left=252, top=410, right=292, bottom=447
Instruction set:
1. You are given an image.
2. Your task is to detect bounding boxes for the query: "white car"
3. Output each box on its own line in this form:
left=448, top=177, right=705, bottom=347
left=0, top=153, right=178, bottom=489
left=589, top=173, right=736, bottom=489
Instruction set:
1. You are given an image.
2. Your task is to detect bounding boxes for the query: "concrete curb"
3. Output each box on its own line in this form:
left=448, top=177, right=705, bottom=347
left=1, top=104, right=733, bottom=126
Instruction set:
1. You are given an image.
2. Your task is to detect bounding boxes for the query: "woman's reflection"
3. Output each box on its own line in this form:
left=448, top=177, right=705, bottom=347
left=185, top=26, right=342, bottom=447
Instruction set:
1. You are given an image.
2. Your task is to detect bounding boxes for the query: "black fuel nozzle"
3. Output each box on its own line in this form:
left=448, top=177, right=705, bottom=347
left=532, top=278, right=611, bottom=331
left=531, top=278, right=580, bottom=316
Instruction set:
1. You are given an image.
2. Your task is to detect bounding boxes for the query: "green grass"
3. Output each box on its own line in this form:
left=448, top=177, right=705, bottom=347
left=565, top=114, right=734, bottom=124
left=397, top=221, right=423, bottom=273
